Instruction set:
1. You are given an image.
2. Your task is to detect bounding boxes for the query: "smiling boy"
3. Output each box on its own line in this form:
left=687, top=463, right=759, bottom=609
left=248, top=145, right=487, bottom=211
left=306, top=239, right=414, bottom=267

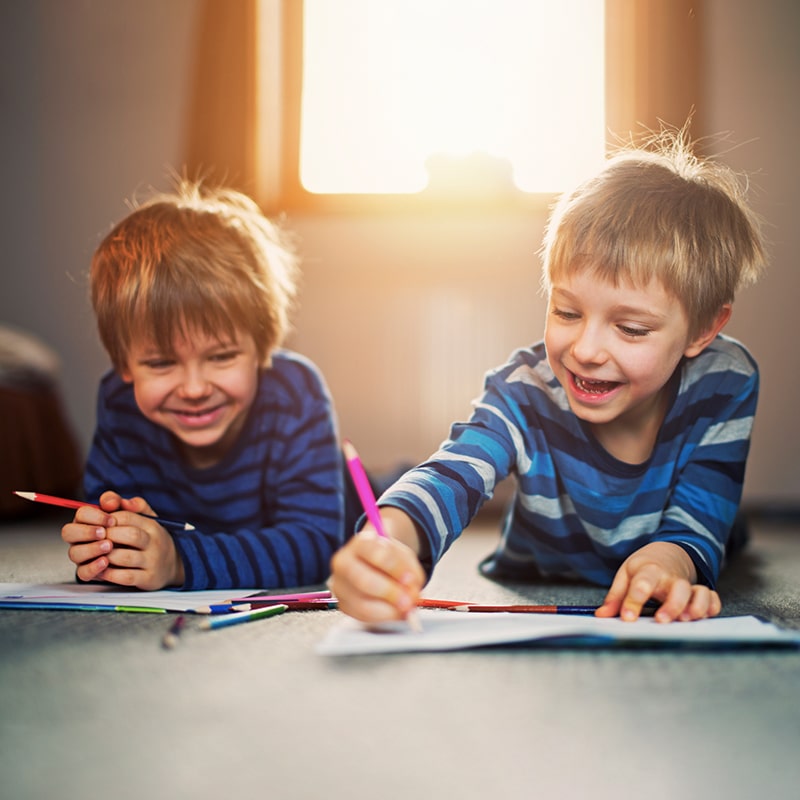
left=62, top=181, right=344, bottom=590
left=329, top=129, right=766, bottom=624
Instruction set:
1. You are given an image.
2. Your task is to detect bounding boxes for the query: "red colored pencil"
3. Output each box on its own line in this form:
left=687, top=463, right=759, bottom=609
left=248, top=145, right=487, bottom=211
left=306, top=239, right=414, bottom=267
left=14, top=491, right=195, bottom=531
left=416, top=598, right=469, bottom=609
left=450, top=604, right=599, bottom=614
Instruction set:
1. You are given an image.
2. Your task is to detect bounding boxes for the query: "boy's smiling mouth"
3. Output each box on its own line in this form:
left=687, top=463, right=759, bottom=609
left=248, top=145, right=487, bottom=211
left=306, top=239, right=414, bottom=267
left=570, top=372, right=622, bottom=397
left=169, top=403, right=227, bottom=427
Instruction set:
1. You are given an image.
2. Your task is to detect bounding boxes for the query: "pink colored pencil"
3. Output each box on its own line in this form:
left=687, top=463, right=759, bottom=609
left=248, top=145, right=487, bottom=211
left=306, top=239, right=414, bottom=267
left=229, top=590, right=333, bottom=604
left=342, top=439, right=422, bottom=633
left=342, top=440, right=388, bottom=537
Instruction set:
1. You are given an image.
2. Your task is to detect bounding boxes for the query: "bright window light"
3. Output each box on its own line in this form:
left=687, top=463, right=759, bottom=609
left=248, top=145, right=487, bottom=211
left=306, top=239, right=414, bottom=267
left=299, top=0, right=605, bottom=195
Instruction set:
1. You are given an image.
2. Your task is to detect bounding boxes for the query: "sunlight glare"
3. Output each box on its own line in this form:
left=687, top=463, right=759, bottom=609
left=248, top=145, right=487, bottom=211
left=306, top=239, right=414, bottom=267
left=300, top=0, right=605, bottom=195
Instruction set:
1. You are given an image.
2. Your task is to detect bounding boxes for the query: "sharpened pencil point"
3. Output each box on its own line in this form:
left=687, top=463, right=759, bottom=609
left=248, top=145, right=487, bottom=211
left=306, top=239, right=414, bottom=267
left=406, top=608, right=423, bottom=633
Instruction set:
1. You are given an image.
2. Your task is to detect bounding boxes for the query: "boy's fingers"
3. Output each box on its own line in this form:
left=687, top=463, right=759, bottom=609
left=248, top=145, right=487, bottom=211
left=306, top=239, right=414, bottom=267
left=330, top=548, right=420, bottom=622
left=619, top=563, right=664, bottom=621
left=96, top=567, right=139, bottom=588
left=350, top=532, right=424, bottom=587
left=595, top=568, right=631, bottom=617
left=335, top=550, right=415, bottom=609
left=76, top=556, right=109, bottom=582
left=119, top=495, right=156, bottom=517
left=70, top=506, right=115, bottom=528
left=61, top=522, right=107, bottom=544
left=654, top=580, right=693, bottom=623
left=105, top=522, right=152, bottom=550
left=679, top=585, right=722, bottom=621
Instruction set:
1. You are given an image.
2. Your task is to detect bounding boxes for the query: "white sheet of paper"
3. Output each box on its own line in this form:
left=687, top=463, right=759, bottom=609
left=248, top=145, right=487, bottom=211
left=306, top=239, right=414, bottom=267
left=316, top=609, right=800, bottom=655
left=0, top=582, right=263, bottom=612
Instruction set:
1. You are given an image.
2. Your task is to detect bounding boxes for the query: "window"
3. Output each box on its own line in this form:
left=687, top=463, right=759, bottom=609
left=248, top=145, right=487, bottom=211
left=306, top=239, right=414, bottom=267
left=263, top=0, right=605, bottom=211
left=186, top=0, right=704, bottom=212
left=299, top=0, right=605, bottom=198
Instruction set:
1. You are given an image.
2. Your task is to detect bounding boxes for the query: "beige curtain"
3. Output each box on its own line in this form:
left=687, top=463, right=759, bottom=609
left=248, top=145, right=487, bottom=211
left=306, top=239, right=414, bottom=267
left=183, top=0, right=258, bottom=193
left=606, top=0, right=704, bottom=144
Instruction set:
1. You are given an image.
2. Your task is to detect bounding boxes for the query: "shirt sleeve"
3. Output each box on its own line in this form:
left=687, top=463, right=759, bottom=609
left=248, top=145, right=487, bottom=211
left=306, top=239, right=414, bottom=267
left=379, top=366, right=520, bottom=571
left=652, top=361, right=759, bottom=588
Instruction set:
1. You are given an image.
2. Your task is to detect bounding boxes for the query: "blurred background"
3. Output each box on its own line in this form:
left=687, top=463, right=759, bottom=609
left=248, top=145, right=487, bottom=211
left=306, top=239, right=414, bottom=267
left=0, top=0, right=797, bottom=512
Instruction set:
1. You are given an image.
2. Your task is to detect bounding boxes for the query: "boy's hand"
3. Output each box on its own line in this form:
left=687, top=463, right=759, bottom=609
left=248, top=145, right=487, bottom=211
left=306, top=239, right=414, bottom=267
left=329, top=510, right=426, bottom=624
left=61, top=491, right=184, bottom=590
left=595, top=541, right=721, bottom=623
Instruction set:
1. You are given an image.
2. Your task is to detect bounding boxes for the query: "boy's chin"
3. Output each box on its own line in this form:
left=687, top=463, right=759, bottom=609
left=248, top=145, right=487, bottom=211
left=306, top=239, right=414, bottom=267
left=174, top=434, right=230, bottom=469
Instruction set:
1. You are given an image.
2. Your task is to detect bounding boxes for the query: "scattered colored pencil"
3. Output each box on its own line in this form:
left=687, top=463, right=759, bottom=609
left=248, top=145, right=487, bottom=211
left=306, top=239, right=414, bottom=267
left=13, top=491, right=196, bottom=531
left=230, top=590, right=333, bottom=604
left=417, top=598, right=469, bottom=609
left=199, top=603, right=288, bottom=631
left=161, top=615, right=186, bottom=649
left=0, top=600, right=167, bottom=613
left=249, top=599, right=339, bottom=611
left=193, top=603, right=252, bottom=615
left=342, top=439, right=423, bottom=633
left=451, top=604, right=600, bottom=614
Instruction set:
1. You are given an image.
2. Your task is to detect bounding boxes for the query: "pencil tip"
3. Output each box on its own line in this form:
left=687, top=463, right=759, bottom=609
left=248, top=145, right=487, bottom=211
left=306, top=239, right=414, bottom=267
left=407, top=609, right=423, bottom=633
left=341, top=439, right=356, bottom=459
left=14, top=491, right=34, bottom=501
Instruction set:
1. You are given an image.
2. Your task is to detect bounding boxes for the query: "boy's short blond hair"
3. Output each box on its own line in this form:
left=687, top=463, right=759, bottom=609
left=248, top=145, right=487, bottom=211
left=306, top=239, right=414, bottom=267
left=541, top=129, right=766, bottom=337
left=91, top=180, right=298, bottom=371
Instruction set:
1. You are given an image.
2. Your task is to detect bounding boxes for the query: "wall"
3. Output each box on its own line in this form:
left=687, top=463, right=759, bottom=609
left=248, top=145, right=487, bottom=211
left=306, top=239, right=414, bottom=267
left=701, top=0, right=800, bottom=505
left=0, top=0, right=797, bottom=504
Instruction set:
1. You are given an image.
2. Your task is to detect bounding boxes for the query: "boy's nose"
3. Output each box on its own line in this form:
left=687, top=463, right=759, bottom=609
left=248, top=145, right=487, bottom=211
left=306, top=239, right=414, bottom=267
left=178, top=367, right=211, bottom=398
left=570, top=325, right=608, bottom=365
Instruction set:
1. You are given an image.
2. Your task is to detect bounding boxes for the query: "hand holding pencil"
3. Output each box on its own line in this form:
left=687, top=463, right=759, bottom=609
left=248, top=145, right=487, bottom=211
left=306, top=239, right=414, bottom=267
left=60, top=490, right=186, bottom=591
left=331, top=441, right=426, bottom=631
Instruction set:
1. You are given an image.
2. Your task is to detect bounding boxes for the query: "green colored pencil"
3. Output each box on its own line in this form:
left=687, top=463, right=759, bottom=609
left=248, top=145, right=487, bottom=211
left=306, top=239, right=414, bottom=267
left=199, top=603, right=288, bottom=630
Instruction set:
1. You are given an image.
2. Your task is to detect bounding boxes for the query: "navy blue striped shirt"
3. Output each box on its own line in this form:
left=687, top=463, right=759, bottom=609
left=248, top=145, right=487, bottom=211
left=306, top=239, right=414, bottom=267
left=380, top=336, right=758, bottom=589
left=84, top=350, right=344, bottom=590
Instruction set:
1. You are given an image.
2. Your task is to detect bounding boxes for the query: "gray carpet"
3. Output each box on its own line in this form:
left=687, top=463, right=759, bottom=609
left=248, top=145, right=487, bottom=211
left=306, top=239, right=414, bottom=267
left=1, top=511, right=798, bottom=800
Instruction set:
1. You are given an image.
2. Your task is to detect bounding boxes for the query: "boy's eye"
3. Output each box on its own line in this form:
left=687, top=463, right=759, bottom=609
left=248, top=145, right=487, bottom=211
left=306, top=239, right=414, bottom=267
left=552, top=307, right=579, bottom=321
left=210, top=350, right=239, bottom=363
left=618, top=325, right=650, bottom=338
left=142, top=358, right=175, bottom=370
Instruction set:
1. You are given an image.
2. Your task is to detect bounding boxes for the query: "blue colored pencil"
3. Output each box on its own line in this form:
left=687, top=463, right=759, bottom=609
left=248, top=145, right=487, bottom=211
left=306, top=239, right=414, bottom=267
left=192, top=603, right=252, bottom=615
left=199, top=603, right=288, bottom=630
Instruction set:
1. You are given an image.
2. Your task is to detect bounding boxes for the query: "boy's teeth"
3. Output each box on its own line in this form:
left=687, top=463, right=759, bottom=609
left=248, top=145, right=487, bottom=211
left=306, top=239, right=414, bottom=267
left=575, top=376, right=614, bottom=393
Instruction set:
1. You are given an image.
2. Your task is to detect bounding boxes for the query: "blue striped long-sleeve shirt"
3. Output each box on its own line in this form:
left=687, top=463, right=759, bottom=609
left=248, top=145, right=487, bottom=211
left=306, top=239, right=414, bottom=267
left=84, top=350, right=344, bottom=590
left=380, top=336, right=758, bottom=589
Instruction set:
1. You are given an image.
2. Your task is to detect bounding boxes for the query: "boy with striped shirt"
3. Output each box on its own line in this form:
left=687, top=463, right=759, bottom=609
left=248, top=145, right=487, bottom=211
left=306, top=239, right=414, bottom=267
left=62, top=181, right=343, bottom=590
left=330, top=130, right=766, bottom=624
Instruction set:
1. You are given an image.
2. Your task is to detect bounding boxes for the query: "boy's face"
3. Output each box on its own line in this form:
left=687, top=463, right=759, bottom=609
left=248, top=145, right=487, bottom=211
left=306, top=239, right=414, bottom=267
left=544, top=269, right=711, bottom=459
left=120, top=327, right=260, bottom=470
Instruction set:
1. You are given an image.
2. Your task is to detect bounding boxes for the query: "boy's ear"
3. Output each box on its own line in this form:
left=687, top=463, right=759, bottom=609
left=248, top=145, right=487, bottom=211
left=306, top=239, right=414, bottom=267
left=119, top=365, right=134, bottom=383
left=684, top=304, right=732, bottom=358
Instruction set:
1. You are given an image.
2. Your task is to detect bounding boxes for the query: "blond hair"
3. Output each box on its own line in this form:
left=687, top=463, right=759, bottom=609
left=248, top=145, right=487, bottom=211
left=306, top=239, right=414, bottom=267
left=541, top=128, right=766, bottom=337
left=90, top=180, right=298, bottom=371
